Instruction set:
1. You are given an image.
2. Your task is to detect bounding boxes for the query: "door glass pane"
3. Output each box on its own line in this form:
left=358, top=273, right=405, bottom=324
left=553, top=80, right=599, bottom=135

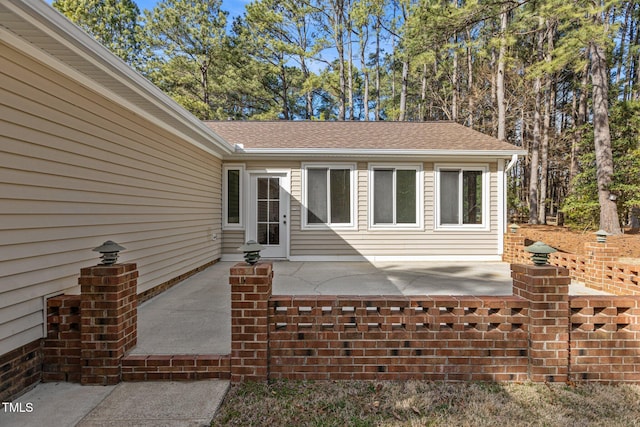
left=269, top=178, right=279, bottom=199
left=257, top=201, right=268, bottom=222
left=307, top=168, right=328, bottom=224
left=396, top=169, right=416, bottom=224
left=269, top=224, right=280, bottom=245
left=330, top=169, right=351, bottom=223
left=463, top=170, right=483, bottom=224
left=269, top=201, right=279, bottom=222
left=257, top=223, right=268, bottom=245
left=374, top=169, right=393, bottom=224
left=227, top=169, right=240, bottom=224
left=440, top=170, right=459, bottom=224
left=258, top=178, right=268, bottom=199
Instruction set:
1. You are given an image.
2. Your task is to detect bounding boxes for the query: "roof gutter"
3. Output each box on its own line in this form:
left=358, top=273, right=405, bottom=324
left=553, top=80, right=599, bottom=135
left=231, top=147, right=528, bottom=158
left=4, top=0, right=235, bottom=157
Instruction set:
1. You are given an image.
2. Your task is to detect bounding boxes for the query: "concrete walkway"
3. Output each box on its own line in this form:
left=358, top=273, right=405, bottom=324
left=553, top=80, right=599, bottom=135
left=1, top=381, right=228, bottom=427
left=1, top=260, right=607, bottom=426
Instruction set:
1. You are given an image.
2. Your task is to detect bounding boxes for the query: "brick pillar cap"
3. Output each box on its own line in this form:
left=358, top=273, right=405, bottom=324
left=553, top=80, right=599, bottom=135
left=230, top=261, right=273, bottom=276
left=511, top=264, right=569, bottom=276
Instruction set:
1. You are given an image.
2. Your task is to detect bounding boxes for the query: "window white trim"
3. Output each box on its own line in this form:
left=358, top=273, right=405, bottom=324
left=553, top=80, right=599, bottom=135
left=368, top=163, right=424, bottom=230
left=301, top=163, right=358, bottom=230
left=434, top=164, right=490, bottom=231
left=222, top=164, right=245, bottom=230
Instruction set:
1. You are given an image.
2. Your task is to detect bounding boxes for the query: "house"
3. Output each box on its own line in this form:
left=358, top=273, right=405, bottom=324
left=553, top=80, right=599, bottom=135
left=204, top=121, right=524, bottom=262
left=0, top=0, right=523, bottom=399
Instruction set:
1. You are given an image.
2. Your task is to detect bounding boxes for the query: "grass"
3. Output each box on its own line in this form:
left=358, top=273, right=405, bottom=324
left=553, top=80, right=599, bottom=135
left=211, top=380, right=640, bottom=426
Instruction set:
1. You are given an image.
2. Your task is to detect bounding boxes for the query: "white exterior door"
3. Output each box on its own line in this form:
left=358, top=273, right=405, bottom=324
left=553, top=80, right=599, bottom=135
left=247, top=173, right=289, bottom=258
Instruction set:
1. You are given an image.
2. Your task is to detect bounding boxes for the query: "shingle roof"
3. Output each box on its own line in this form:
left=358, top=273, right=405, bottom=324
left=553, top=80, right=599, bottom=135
left=203, top=121, right=521, bottom=152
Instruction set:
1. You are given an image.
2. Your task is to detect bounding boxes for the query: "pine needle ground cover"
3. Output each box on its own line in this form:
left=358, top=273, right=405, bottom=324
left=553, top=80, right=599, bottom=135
left=212, top=380, right=640, bottom=426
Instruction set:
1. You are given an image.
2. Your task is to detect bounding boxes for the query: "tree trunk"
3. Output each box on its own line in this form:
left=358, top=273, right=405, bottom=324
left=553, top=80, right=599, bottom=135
left=466, top=28, right=474, bottom=128
left=374, top=15, right=381, bottom=121
left=538, top=22, right=555, bottom=224
left=361, top=31, right=369, bottom=121
left=452, top=34, right=458, bottom=122
left=529, top=19, right=544, bottom=225
left=570, top=57, right=590, bottom=183
left=421, top=62, right=427, bottom=121
left=399, top=58, right=409, bottom=121
left=590, top=40, right=622, bottom=234
left=347, top=17, right=354, bottom=120
left=496, top=8, right=508, bottom=140
left=538, top=82, right=551, bottom=224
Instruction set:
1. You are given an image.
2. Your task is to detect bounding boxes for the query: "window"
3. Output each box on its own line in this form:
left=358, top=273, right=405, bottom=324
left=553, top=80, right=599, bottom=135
left=436, top=166, right=488, bottom=228
left=369, top=164, right=423, bottom=228
left=223, top=165, right=244, bottom=228
left=302, top=164, right=356, bottom=228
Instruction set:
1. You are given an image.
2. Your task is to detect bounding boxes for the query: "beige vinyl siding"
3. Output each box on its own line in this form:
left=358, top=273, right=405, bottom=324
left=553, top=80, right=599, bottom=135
left=222, top=230, right=245, bottom=255
left=290, top=161, right=499, bottom=257
left=1, top=42, right=222, bottom=355
left=223, top=160, right=500, bottom=259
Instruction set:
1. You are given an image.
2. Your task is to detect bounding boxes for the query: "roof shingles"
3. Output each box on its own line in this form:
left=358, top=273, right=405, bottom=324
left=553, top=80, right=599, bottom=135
left=203, top=121, right=521, bottom=152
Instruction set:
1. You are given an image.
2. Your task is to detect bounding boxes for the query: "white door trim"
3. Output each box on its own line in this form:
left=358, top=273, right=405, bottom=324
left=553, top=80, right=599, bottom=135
left=246, top=170, right=290, bottom=259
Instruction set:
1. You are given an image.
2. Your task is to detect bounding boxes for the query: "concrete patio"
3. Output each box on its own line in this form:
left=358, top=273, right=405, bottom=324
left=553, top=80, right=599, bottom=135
left=133, top=260, right=608, bottom=356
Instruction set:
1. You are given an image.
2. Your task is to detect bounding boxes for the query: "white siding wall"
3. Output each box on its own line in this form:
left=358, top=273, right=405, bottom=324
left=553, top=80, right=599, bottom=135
left=0, top=42, right=222, bottom=355
left=222, top=160, right=500, bottom=259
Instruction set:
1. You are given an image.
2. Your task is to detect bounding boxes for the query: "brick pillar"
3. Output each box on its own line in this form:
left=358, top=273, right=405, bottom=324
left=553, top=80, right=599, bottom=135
left=79, top=263, right=138, bottom=385
left=512, top=264, right=570, bottom=383
left=230, top=262, right=272, bottom=383
left=584, top=242, right=618, bottom=292
left=503, top=232, right=525, bottom=263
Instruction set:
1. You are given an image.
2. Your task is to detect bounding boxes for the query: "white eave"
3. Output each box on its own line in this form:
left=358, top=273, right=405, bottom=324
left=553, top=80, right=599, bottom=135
left=1, top=0, right=235, bottom=158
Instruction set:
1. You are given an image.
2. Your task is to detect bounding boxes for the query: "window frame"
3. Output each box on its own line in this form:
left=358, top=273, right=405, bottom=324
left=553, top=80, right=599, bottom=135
left=368, top=163, right=424, bottom=230
left=222, top=164, right=245, bottom=230
left=434, top=164, right=490, bottom=231
left=301, top=162, right=358, bottom=230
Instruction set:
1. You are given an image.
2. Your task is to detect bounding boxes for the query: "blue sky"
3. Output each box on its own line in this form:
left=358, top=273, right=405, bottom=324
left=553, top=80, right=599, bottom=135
left=44, top=1, right=250, bottom=19
left=136, top=1, right=249, bottom=18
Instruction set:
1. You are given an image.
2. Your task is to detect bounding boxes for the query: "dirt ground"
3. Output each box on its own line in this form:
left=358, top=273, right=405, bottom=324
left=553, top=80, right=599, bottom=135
left=517, top=224, right=640, bottom=260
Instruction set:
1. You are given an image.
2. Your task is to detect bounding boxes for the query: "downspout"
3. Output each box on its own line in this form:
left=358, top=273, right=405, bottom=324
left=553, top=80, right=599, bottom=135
left=500, top=154, right=518, bottom=254
left=505, top=154, right=518, bottom=172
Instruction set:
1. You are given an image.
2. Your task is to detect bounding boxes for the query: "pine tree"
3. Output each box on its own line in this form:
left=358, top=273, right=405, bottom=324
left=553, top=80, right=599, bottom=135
left=53, top=0, right=142, bottom=67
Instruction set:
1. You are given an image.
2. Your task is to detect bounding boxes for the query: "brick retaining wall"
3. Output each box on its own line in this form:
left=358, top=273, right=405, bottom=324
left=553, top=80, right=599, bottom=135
left=269, top=295, right=529, bottom=381
left=569, top=296, right=640, bottom=382
left=503, top=232, right=640, bottom=295
left=231, top=261, right=640, bottom=384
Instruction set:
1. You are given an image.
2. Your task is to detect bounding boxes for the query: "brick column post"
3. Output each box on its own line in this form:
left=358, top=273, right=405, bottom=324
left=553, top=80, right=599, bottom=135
left=503, top=232, right=526, bottom=263
left=512, top=264, right=570, bottom=383
left=79, top=263, right=138, bottom=385
left=584, top=242, right=618, bottom=293
left=230, top=262, right=272, bottom=383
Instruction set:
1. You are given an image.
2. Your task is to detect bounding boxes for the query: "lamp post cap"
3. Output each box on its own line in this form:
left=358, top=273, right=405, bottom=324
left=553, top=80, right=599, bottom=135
left=594, top=229, right=612, bottom=236
left=524, top=241, right=557, bottom=254
left=238, top=240, right=265, bottom=252
left=92, top=240, right=126, bottom=253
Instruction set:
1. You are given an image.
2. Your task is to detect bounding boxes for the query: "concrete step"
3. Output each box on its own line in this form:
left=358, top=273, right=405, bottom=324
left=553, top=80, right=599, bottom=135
left=121, top=354, right=230, bottom=381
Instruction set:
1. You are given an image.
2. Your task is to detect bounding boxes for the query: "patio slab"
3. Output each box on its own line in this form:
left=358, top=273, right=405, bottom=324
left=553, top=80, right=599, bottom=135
left=132, top=262, right=233, bottom=355
left=132, top=260, right=608, bottom=355
left=273, top=261, right=515, bottom=295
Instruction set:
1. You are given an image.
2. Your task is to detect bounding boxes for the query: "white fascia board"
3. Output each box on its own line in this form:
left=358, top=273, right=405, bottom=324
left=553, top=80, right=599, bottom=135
left=5, top=0, right=234, bottom=158
left=229, top=148, right=527, bottom=159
